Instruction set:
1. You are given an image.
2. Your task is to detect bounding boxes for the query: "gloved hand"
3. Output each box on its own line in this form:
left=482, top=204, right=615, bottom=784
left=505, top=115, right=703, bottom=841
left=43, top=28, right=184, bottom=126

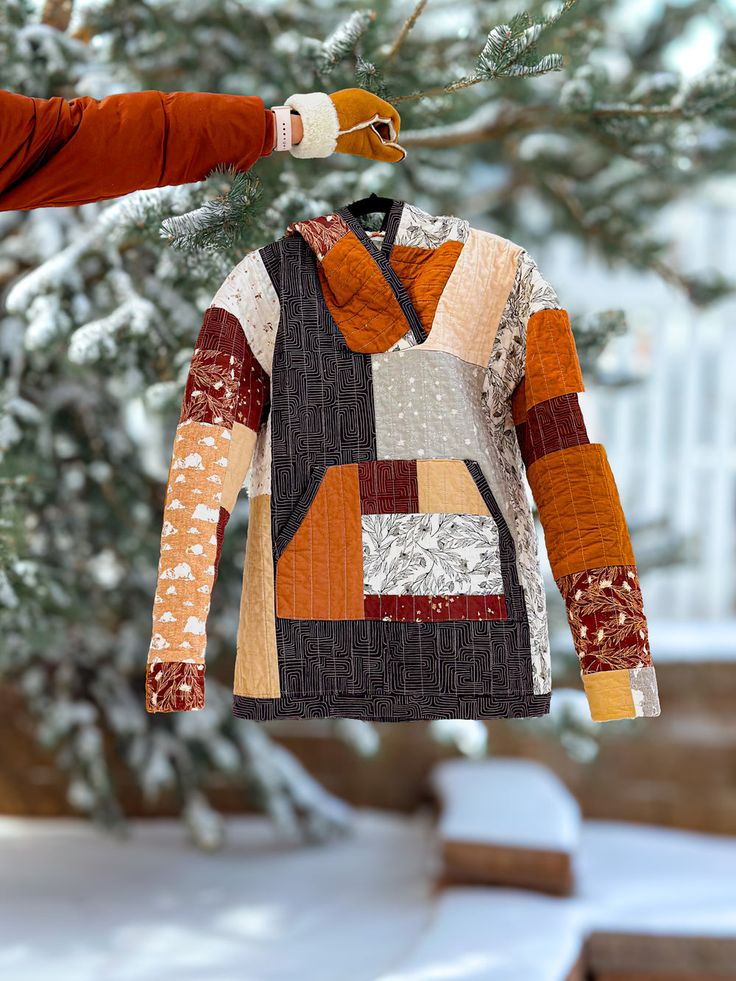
left=284, top=88, right=406, bottom=162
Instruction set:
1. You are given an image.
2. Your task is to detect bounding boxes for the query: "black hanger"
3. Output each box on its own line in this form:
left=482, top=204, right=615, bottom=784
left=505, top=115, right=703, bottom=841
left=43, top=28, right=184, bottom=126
left=344, top=192, right=394, bottom=222
left=344, top=191, right=393, bottom=217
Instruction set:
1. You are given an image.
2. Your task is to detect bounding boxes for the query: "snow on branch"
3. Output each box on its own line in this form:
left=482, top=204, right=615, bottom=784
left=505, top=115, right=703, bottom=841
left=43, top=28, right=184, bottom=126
left=394, top=0, right=578, bottom=101
left=479, top=26, right=561, bottom=79
left=6, top=185, right=189, bottom=317
left=476, top=2, right=577, bottom=81
left=237, top=722, right=352, bottom=844
left=400, top=100, right=538, bottom=148
left=318, top=9, right=375, bottom=74
left=160, top=168, right=264, bottom=253
left=67, top=271, right=157, bottom=365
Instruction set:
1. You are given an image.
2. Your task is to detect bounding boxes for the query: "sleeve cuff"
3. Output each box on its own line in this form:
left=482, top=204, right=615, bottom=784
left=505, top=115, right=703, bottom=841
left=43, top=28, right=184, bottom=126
left=556, top=564, right=660, bottom=721
left=261, top=103, right=276, bottom=157
left=146, top=659, right=205, bottom=713
left=284, top=92, right=339, bottom=158
left=582, top=664, right=660, bottom=721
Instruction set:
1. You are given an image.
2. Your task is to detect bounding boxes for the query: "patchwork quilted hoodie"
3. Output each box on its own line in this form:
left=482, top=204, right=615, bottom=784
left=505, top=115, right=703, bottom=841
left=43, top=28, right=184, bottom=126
left=145, top=198, right=661, bottom=723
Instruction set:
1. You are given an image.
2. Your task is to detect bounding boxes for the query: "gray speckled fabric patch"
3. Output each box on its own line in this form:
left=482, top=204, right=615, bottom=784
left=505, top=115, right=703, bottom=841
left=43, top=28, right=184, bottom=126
left=630, top=665, right=661, bottom=717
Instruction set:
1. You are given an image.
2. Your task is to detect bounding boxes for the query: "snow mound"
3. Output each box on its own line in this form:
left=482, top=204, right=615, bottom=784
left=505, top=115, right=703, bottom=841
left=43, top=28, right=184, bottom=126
left=430, top=757, right=581, bottom=895
left=432, top=757, right=581, bottom=852
left=377, top=888, right=585, bottom=981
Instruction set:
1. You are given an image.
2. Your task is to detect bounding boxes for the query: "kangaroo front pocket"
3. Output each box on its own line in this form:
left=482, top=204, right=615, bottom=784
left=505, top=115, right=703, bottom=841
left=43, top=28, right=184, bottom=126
left=274, top=457, right=513, bottom=622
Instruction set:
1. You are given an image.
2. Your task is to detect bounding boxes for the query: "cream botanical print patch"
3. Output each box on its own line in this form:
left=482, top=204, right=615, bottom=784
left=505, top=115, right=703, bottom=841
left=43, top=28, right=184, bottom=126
left=361, top=512, right=504, bottom=596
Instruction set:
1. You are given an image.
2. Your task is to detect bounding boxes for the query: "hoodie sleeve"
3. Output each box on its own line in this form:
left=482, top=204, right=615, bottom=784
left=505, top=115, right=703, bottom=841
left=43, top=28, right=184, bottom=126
left=510, top=252, right=660, bottom=722
left=145, top=251, right=277, bottom=713
left=0, top=88, right=275, bottom=211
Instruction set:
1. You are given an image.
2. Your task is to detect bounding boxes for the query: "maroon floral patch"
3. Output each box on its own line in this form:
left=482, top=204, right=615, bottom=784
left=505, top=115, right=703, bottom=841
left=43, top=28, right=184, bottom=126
left=285, top=214, right=351, bottom=261
left=179, top=349, right=241, bottom=426
left=235, top=345, right=270, bottom=431
left=364, top=594, right=507, bottom=621
left=557, top=565, right=652, bottom=672
left=146, top=661, right=205, bottom=713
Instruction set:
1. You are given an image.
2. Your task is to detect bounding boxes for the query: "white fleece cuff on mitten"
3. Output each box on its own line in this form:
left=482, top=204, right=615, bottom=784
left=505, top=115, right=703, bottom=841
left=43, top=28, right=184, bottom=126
left=284, top=92, right=339, bottom=158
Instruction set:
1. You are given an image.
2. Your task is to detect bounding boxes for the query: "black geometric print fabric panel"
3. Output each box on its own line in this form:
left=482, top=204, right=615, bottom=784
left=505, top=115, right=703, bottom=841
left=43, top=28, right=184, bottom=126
left=270, top=616, right=536, bottom=698
left=261, top=236, right=377, bottom=546
left=233, top=689, right=552, bottom=721
left=255, top=235, right=540, bottom=721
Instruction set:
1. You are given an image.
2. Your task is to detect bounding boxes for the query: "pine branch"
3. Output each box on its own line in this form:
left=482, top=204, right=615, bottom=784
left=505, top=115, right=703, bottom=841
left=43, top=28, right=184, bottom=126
left=354, top=53, right=388, bottom=98
left=160, top=168, right=264, bottom=253
left=393, top=0, right=578, bottom=102
left=401, top=62, right=736, bottom=149
left=317, top=9, right=376, bottom=74
left=400, top=102, right=553, bottom=147
left=586, top=64, right=736, bottom=120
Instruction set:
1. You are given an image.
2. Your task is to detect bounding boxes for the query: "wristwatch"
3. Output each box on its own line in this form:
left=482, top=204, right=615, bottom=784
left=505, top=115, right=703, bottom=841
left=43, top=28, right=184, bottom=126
left=271, top=105, right=296, bottom=152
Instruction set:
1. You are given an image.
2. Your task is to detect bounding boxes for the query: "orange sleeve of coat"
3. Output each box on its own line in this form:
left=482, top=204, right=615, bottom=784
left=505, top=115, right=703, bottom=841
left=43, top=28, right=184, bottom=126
left=0, top=88, right=275, bottom=210
left=512, top=301, right=660, bottom=723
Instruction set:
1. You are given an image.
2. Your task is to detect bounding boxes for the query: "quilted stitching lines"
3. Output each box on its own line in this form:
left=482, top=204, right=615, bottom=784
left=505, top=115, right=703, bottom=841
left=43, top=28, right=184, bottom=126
left=274, top=458, right=511, bottom=624
left=557, top=565, right=652, bottom=672
left=511, top=258, right=659, bottom=720
left=146, top=304, right=270, bottom=713
left=361, top=512, right=505, bottom=598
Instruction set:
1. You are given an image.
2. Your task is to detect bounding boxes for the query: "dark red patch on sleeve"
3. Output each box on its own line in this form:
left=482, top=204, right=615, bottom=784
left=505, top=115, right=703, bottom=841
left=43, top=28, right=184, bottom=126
left=235, top=342, right=270, bottom=431
left=518, top=392, right=589, bottom=467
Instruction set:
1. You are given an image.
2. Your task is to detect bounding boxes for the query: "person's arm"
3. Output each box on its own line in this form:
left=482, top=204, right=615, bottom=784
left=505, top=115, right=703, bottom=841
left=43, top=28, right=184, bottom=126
left=145, top=250, right=275, bottom=712
left=510, top=253, right=661, bottom=722
left=0, top=86, right=405, bottom=211
left=0, top=88, right=281, bottom=210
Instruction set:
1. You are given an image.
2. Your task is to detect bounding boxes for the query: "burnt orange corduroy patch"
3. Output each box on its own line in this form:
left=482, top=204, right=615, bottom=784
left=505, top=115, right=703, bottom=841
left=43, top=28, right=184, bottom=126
left=527, top=443, right=635, bottom=579
left=276, top=464, right=364, bottom=620
left=319, top=234, right=409, bottom=353
left=511, top=378, right=527, bottom=426
left=525, top=309, right=584, bottom=411
left=389, top=241, right=464, bottom=340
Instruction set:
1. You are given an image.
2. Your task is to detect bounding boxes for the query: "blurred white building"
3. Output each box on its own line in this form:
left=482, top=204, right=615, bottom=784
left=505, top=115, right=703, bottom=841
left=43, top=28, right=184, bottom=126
left=538, top=177, right=736, bottom=653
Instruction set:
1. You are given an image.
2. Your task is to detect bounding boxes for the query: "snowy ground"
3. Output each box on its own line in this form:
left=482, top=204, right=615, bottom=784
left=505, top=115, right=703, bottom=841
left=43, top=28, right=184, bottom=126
left=0, top=811, right=436, bottom=981
left=1, top=810, right=735, bottom=981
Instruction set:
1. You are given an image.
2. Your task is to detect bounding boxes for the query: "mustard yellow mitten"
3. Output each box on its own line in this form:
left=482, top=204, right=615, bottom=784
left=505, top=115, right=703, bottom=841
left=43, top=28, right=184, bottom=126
left=284, top=88, right=406, bottom=162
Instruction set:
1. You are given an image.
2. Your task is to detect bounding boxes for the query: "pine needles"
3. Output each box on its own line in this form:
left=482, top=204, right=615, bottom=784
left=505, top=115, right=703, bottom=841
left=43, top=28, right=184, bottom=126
left=160, top=168, right=265, bottom=253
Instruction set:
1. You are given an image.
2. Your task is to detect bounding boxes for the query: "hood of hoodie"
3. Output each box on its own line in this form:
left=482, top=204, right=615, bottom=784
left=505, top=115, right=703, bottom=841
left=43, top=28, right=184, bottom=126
left=284, top=199, right=467, bottom=353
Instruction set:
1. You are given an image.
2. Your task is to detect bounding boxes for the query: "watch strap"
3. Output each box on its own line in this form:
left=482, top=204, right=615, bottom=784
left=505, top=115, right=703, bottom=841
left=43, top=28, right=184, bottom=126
left=271, top=105, right=293, bottom=152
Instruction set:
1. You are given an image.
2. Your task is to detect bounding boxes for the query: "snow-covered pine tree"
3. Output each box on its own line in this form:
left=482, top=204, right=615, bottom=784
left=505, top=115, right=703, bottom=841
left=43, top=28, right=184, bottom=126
left=1, top=0, right=734, bottom=844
